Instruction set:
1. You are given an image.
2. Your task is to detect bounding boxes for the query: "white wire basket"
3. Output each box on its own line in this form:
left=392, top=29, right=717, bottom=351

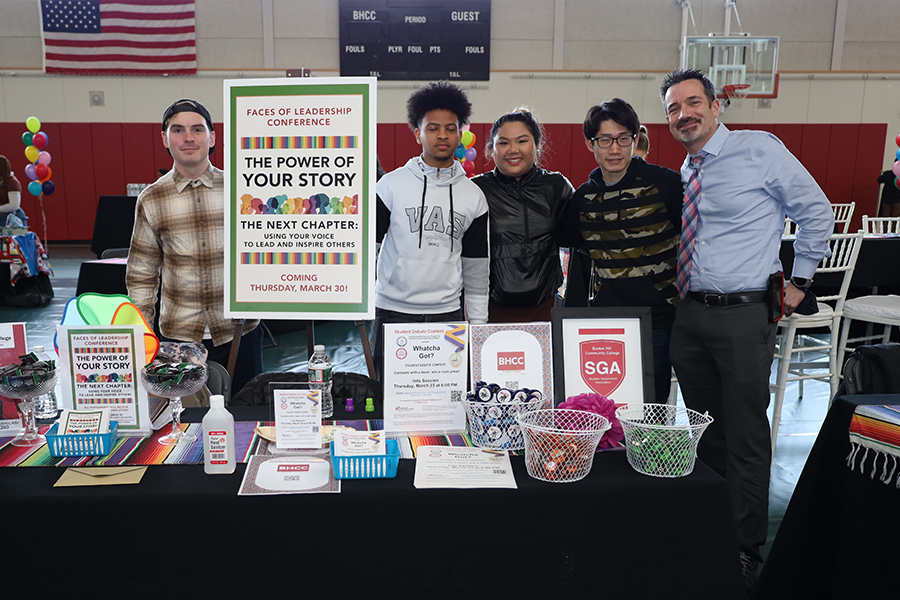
left=616, top=403, right=714, bottom=478
left=517, top=409, right=611, bottom=483
left=463, top=396, right=547, bottom=450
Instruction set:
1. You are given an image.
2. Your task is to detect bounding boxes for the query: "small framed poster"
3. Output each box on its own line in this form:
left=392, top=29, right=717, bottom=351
left=550, top=307, right=654, bottom=406
left=57, top=324, right=151, bottom=437
left=469, top=322, right=553, bottom=404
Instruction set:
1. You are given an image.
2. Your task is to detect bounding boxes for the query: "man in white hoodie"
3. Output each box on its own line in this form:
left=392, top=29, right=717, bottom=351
left=371, top=81, right=490, bottom=379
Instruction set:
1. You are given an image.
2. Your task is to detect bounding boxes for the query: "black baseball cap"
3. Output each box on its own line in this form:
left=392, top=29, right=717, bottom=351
left=161, top=98, right=215, bottom=156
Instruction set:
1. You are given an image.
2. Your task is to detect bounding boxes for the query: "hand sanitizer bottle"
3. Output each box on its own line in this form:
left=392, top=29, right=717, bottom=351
left=203, top=394, right=235, bottom=474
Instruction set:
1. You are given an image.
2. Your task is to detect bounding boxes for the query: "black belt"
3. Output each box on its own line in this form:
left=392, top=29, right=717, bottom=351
left=688, top=291, right=767, bottom=307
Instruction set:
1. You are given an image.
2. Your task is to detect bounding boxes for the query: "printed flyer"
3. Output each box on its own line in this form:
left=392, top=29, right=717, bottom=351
left=383, top=323, right=468, bottom=433
left=0, top=322, right=28, bottom=429
left=224, top=76, right=377, bottom=320
left=57, top=325, right=151, bottom=437
left=273, top=387, right=321, bottom=449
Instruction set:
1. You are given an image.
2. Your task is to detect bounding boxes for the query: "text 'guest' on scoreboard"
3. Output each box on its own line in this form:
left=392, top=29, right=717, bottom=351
left=339, top=0, right=491, bottom=81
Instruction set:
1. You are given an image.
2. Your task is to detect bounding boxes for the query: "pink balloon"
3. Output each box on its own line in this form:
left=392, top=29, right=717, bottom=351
left=24, top=163, right=37, bottom=181
left=38, top=151, right=51, bottom=166
left=893, top=160, right=900, bottom=178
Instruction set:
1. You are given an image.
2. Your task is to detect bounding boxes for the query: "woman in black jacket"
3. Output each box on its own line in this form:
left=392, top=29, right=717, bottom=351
left=473, top=109, right=580, bottom=322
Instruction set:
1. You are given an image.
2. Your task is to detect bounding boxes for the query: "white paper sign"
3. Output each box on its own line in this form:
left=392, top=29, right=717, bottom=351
left=383, top=323, right=468, bottom=433
left=413, top=446, right=517, bottom=489
left=0, top=321, right=27, bottom=429
left=58, top=408, right=111, bottom=435
left=0, top=419, right=23, bottom=434
left=238, top=454, right=340, bottom=495
left=273, top=387, right=322, bottom=449
left=57, top=325, right=151, bottom=437
left=333, top=429, right=386, bottom=456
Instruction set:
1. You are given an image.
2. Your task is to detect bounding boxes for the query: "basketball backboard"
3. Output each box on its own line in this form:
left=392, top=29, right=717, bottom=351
left=682, top=35, right=779, bottom=99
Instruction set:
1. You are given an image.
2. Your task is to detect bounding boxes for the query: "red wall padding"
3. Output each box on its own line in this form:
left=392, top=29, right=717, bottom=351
left=0, top=121, right=886, bottom=241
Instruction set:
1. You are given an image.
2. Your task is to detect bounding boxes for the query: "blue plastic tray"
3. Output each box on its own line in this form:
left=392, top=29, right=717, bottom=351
left=330, top=438, right=399, bottom=479
left=46, top=421, right=119, bottom=457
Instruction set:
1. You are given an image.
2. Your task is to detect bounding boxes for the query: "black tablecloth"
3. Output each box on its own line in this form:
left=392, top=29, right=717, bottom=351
left=90, top=195, right=136, bottom=258
left=754, top=395, right=900, bottom=598
left=3, top=407, right=744, bottom=598
left=781, top=236, right=900, bottom=296
left=75, top=259, right=128, bottom=296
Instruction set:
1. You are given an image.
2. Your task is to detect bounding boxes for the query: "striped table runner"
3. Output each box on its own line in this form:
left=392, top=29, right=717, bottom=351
left=0, top=420, right=478, bottom=466
left=0, top=422, right=266, bottom=468
left=847, top=405, right=900, bottom=486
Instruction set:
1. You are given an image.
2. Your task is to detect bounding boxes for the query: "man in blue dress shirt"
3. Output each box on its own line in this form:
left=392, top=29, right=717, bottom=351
left=660, top=69, right=834, bottom=590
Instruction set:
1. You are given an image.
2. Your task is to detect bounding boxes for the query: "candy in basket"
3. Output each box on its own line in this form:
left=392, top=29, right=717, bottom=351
left=516, top=408, right=611, bottom=483
left=616, top=403, right=714, bottom=478
left=463, top=382, right=548, bottom=450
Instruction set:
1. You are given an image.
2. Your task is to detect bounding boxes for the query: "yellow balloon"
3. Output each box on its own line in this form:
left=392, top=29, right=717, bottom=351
left=24, top=145, right=39, bottom=163
left=26, top=116, right=41, bottom=134
left=461, top=130, right=476, bottom=149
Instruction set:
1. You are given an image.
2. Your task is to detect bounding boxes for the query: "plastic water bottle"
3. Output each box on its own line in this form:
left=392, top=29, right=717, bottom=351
left=32, top=346, right=59, bottom=420
left=203, top=395, right=235, bottom=474
left=308, top=344, right=334, bottom=418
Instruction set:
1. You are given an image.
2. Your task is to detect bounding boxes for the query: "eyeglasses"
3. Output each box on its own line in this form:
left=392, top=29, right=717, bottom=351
left=589, top=134, right=635, bottom=149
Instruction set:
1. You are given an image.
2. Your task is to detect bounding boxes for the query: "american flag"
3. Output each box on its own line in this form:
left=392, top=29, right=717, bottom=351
left=40, top=0, right=197, bottom=75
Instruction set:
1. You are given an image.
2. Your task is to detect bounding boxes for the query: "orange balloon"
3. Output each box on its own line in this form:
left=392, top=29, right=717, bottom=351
left=112, top=302, right=160, bottom=364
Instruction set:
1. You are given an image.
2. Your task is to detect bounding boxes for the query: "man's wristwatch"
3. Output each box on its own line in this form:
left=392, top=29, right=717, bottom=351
left=790, top=276, right=812, bottom=290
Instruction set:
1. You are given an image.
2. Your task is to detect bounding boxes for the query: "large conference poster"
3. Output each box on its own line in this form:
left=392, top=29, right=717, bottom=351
left=224, top=77, right=377, bottom=320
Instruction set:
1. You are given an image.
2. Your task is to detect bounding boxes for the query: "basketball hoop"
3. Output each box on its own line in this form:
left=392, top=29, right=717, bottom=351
left=723, top=84, right=751, bottom=109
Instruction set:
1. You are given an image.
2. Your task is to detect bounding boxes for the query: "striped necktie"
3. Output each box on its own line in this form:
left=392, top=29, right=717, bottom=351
left=675, top=151, right=707, bottom=299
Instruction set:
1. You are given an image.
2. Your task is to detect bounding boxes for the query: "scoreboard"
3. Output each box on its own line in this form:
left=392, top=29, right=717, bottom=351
left=339, top=0, right=491, bottom=81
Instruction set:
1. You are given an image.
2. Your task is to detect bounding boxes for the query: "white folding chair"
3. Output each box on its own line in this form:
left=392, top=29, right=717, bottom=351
left=783, top=217, right=798, bottom=236
left=770, top=232, right=863, bottom=454
left=836, top=216, right=900, bottom=372
left=861, top=215, right=900, bottom=235
left=831, top=202, right=855, bottom=234
left=785, top=202, right=855, bottom=236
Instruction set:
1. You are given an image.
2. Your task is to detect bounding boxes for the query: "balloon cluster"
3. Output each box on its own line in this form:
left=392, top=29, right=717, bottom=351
left=893, top=132, right=900, bottom=190
left=55, top=293, right=160, bottom=365
left=454, top=128, right=478, bottom=178
left=22, top=116, right=55, bottom=197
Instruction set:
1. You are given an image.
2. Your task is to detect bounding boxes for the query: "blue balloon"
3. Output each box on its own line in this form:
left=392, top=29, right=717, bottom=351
left=28, top=180, right=43, bottom=196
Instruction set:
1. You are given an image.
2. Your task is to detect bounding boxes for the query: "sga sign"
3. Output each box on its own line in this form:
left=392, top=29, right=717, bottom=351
left=579, top=340, right=625, bottom=396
